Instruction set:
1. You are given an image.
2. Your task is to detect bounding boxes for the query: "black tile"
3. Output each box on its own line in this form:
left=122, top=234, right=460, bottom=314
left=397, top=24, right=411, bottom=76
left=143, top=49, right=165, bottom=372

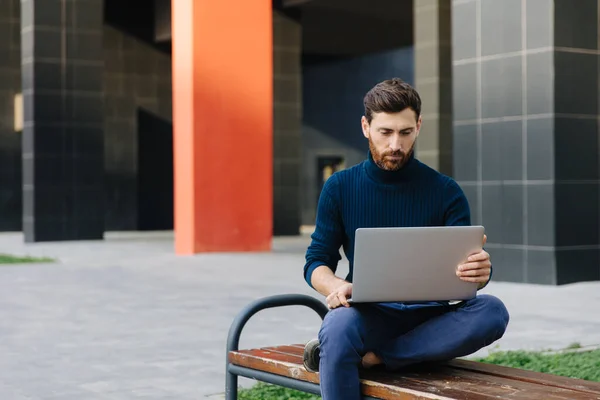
left=35, top=186, right=69, bottom=219
left=554, top=52, right=598, bottom=115
left=526, top=0, right=552, bottom=49
left=554, top=117, right=598, bottom=181
left=66, top=32, right=103, bottom=62
left=502, top=184, right=524, bottom=245
left=481, top=0, right=522, bottom=56
left=460, top=184, right=480, bottom=225
left=277, top=160, right=301, bottom=188
left=73, top=157, right=103, bottom=186
left=554, top=0, right=597, bottom=50
left=66, top=63, right=103, bottom=92
left=32, top=0, right=62, bottom=27
left=32, top=125, right=66, bottom=155
left=33, top=92, right=65, bottom=124
left=492, top=248, right=525, bottom=283
left=33, top=60, right=62, bottom=91
left=73, top=218, right=104, bottom=240
left=526, top=117, right=553, bottom=180
left=29, top=217, right=69, bottom=242
left=526, top=248, right=556, bottom=284
left=0, top=189, right=21, bottom=231
left=555, top=183, right=599, bottom=247
left=70, top=126, right=103, bottom=156
left=65, top=94, right=103, bottom=124
left=68, top=0, right=103, bottom=31
left=482, top=184, right=503, bottom=243
left=453, top=124, right=478, bottom=181
left=0, top=19, right=11, bottom=51
left=35, top=155, right=74, bottom=187
left=135, top=75, right=156, bottom=98
left=526, top=51, right=553, bottom=115
left=74, top=188, right=104, bottom=221
left=481, top=120, right=522, bottom=181
left=481, top=56, right=522, bottom=119
left=526, top=183, right=554, bottom=246
left=33, top=28, right=62, bottom=59
left=452, top=63, right=477, bottom=121
left=556, top=249, right=600, bottom=284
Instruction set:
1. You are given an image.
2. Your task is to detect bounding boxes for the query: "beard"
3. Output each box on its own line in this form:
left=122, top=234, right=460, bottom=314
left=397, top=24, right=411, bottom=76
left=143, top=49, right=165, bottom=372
left=368, top=137, right=415, bottom=171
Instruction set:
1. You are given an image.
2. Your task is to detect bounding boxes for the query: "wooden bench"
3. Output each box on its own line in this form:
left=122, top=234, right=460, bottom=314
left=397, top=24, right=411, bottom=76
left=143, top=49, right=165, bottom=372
left=225, top=294, right=600, bottom=400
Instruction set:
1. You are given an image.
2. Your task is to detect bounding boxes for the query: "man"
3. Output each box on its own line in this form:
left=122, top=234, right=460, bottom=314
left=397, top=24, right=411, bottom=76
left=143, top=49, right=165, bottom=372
left=302, top=78, right=509, bottom=400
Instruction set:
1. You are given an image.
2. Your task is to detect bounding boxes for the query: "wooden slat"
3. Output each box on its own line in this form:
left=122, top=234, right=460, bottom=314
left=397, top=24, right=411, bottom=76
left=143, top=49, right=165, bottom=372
left=229, top=347, right=600, bottom=400
left=448, top=359, right=600, bottom=395
left=363, top=366, right=598, bottom=400
left=229, top=349, right=453, bottom=399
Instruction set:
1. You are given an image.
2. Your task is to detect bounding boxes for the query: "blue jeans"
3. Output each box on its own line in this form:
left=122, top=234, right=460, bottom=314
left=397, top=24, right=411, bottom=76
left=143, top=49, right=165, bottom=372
left=317, top=294, right=509, bottom=400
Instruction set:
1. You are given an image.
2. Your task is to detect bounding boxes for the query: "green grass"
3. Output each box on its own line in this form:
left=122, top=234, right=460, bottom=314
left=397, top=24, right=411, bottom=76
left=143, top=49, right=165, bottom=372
left=0, top=254, right=55, bottom=264
left=237, top=347, right=600, bottom=399
left=473, top=348, right=600, bottom=382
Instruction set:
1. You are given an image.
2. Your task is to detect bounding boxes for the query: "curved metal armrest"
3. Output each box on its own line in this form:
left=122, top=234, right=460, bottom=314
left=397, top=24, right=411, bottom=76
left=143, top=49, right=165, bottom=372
left=226, top=293, right=328, bottom=353
left=225, top=294, right=328, bottom=400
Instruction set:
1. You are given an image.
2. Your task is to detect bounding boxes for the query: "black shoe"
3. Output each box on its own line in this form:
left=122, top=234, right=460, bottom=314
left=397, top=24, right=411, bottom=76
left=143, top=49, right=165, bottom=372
left=303, top=338, right=320, bottom=372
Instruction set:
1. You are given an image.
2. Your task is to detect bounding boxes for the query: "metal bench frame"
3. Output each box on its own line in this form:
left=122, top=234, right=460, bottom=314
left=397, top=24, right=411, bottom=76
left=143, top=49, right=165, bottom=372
left=225, top=294, right=384, bottom=400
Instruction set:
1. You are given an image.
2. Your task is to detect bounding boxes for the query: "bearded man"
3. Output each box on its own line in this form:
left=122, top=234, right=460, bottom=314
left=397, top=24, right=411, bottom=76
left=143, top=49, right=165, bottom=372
left=302, top=78, right=510, bottom=400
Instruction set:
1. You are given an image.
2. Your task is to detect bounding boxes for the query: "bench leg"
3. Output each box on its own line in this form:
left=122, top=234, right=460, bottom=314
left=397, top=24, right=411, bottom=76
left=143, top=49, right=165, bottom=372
left=225, top=294, right=329, bottom=400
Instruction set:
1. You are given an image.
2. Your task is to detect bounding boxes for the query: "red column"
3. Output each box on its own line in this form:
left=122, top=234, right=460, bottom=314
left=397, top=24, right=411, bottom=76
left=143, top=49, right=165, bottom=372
left=172, top=0, right=273, bottom=253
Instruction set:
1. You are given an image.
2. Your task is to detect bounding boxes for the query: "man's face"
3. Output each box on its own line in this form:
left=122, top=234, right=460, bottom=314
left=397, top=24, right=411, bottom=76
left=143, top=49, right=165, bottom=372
left=361, top=108, right=422, bottom=171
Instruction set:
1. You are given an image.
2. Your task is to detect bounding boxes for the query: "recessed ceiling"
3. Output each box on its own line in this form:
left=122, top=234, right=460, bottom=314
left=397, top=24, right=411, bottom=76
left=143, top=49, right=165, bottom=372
left=287, top=0, right=413, bottom=56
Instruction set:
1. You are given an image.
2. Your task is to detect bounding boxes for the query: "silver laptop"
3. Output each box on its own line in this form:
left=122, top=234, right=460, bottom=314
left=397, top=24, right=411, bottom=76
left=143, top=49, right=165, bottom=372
left=349, top=226, right=484, bottom=303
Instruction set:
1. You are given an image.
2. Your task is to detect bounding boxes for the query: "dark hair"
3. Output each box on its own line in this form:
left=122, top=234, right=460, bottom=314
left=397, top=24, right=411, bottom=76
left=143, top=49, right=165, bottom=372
left=363, top=78, right=421, bottom=123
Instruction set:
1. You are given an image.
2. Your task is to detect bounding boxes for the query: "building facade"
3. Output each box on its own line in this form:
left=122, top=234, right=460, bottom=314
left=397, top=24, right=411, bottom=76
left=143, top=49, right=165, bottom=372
left=0, top=0, right=597, bottom=285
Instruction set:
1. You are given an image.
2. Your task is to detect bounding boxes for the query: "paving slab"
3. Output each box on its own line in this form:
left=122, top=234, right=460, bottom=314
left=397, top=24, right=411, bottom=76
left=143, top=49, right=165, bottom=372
left=0, top=232, right=598, bottom=398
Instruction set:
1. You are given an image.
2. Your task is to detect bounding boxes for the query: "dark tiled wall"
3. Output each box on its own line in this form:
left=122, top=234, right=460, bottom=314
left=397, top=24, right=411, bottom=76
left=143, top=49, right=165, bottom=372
left=451, top=0, right=600, bottom=284
left=273, top=11, right=302, bottom=235
left=0, top=0, right=21, bottom=231
left=103, top=26, right=172, bottom=231
left=413, top=0, right=452, bottom=175
left=21, top=0, right=105, bottom=241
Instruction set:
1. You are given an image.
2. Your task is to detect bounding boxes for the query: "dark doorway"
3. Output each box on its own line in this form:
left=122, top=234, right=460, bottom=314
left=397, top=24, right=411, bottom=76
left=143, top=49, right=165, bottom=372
left=137, top=108, right=174, bottom=230
left=317, top=156, right=344, bottom=205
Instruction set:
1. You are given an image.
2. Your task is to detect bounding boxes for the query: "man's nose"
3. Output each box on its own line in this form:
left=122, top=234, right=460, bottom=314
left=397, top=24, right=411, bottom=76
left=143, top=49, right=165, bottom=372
left=389, top=135, right=403, bottom=152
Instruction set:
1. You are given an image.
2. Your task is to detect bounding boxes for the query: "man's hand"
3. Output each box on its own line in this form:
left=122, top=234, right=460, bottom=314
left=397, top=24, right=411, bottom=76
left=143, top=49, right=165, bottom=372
left=326, top=282, right=353, bottom=309
left=456, top=234, right=491, bottom=287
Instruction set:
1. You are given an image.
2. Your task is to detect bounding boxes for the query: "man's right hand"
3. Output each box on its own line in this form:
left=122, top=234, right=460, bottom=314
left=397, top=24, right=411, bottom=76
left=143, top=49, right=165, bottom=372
left=326, top=282, right=353, bottom=309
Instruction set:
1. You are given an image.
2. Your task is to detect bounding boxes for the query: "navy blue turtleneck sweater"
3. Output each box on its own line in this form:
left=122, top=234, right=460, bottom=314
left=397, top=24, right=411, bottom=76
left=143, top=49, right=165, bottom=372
left=304, top=151, right=488, bottom=307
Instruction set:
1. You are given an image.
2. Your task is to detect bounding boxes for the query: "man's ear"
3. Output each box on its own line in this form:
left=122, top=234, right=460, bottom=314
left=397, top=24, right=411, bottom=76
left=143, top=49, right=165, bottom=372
left=361, top=116, right=370, bottom=139
left=415, top=115, right=423, bottom=137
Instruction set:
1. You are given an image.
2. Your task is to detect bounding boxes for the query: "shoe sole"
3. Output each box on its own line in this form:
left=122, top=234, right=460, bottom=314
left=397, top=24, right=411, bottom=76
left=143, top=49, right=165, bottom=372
left=303, top=339, right=320, bottom=373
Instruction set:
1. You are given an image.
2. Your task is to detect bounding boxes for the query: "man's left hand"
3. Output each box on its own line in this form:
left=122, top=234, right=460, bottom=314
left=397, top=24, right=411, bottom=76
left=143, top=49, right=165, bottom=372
left=456, top=234, right=491, bottom=287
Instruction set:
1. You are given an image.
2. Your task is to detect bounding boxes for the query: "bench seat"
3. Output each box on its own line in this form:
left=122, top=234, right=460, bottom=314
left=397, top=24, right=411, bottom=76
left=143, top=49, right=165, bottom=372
left=229, top=344, right=600, bottom=399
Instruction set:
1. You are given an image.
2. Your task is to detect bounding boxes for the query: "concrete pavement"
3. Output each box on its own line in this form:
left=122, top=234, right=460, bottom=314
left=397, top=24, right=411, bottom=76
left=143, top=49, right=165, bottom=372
left=0, top=231, right=598, bottom=399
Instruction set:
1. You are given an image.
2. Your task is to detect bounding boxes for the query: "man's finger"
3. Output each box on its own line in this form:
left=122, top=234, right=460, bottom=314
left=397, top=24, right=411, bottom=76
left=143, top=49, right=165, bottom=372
left=459, top=260, right=490, bottom=271
left=338, top=292, right=349, bottom=307
left=483, top=234, right=487, bottom=246
left=466, top=251, right=489, bottom=262
left=457, top=268, right=490, bottom=277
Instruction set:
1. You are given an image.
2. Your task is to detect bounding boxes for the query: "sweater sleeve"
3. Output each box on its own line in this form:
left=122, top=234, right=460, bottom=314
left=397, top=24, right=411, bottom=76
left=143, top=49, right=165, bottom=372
left=443, top=178, right=493, bottom=289
left=303, top=175, right=344, bottom=289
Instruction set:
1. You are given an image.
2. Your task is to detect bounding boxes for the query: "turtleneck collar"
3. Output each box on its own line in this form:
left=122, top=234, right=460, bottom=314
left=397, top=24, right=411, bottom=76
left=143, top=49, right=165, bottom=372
left=364, top=150, right=418, bottom=184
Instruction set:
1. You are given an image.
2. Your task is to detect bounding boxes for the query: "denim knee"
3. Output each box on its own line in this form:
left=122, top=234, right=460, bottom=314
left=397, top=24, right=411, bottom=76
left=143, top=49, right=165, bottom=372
left=318, top=307, right=366, bottom=363
left=476, top=294, right=510, bottom=341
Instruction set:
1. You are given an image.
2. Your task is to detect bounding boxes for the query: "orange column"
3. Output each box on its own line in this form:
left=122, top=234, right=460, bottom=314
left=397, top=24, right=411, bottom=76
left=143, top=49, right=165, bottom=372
left=172, top=0, right=273, bottom=253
